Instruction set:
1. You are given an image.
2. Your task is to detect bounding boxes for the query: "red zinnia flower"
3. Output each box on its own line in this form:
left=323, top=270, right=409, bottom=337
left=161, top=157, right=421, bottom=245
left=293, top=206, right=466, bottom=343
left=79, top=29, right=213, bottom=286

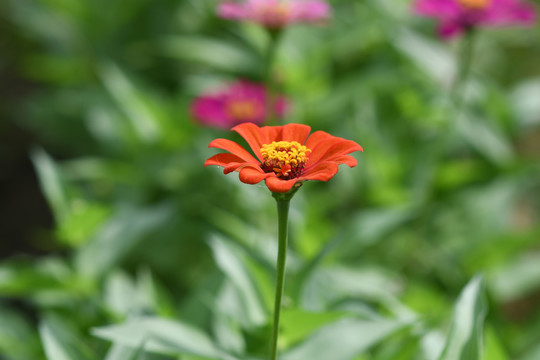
left=204, top=122, right=363, bottom=193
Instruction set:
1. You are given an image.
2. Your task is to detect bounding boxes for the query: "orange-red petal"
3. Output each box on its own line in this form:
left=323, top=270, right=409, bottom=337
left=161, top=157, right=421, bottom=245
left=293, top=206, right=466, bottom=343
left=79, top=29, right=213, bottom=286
left=281, top=123, right=311, bottom=144
left=300, top=162, right=339, bottom=182
left=209, top=138, right=260, bottom=163
left=205, top=153, right=245, bottom=168
left=324, top=140, right=363, bottom=160
left=232, top=122, right=267, bottom=161
left=260, top=125, right=282, bottom=144
left=327, top=155, right=358, bottom=168
left=305, top=130, right=334, bottom=148
left=265, top=176, right=298, bottom=193
left=223, top=162, right=260, bottom=174
left=307, top=138, right=362, bottom=167
left=238, top=166, right=271, bottom=184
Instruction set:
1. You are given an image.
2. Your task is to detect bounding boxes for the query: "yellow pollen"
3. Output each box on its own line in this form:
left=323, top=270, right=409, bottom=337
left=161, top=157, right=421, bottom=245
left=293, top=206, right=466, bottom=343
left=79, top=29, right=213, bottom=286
left=273, top=3, right=291, bottom=16
left=260, top=141, right=311, bottom=178
left=256, top=2, right=292, bottom=23
left=458, top=0, right=491, bottom=9
left=226, top=101, right=260, bottom=121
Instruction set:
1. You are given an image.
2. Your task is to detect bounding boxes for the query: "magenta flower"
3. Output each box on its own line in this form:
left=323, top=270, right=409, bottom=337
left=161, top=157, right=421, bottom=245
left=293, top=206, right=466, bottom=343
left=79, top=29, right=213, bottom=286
left=190, top=80, right=288, bottom=129
left=413, top=0, right=537, bottom=38
left=218, top=0, right=331, bottom=29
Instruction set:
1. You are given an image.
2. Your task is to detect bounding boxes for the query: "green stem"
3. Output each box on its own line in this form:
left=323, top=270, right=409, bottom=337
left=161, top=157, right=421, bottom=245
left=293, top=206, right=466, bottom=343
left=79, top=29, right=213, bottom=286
left=451, top=28, right=476, bottom=108
left=269, top=186, right=301, bottom=360
left=264, top=29, right=282, bottom=124
left=269, top=196, right=289, bottom=360
left=414, top=28, right=478, bottom=283
left=439, top=28, right=476, bottom=151
left=420, top=30, right=477, bottom=201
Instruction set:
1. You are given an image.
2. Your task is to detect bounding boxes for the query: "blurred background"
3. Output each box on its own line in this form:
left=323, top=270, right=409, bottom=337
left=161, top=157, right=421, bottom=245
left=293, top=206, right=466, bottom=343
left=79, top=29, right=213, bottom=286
left=1, top=0, right=540, bottom=359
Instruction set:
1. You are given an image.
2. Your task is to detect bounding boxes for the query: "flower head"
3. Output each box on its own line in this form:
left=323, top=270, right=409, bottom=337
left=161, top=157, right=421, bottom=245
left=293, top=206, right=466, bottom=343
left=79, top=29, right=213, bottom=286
left=413, top=0, right=536, bottom=38
left=218, top=0, right=331, bottom=29
left=205, top=122, right=363, bottom=193
left=191, top=80, right=288, bottom=129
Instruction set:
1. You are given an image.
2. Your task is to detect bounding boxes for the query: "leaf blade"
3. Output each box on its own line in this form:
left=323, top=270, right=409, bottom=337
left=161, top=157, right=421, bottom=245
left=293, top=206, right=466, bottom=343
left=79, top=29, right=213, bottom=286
left=438, top=275, right=487, bottom=360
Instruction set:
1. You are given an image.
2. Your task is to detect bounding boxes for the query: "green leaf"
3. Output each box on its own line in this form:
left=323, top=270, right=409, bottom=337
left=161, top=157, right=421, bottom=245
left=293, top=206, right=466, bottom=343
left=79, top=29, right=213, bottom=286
left=208, top=235, right=267, bottom=327
left=31, top=149, right=113, bottom=247
left=160, top=36, right=259, bottom=75
left=483, top=326, right=509, bottom=360
left=99, top=62, right=162, bottom=144
left=56, top=200, right=111, bottom=247
left=489, top=253, right=540, bottom=303
left=300, top=266, right=400, bottom=311
left=456, top=114, right=514, bottom=166
left=438, top=275, right=487, bottom=360
left=0, top=306, right=42, bottom=359
left=39, top=317, right=93, bottom=360
left=281, top=318, right=408, bottom=360
left=92, top=317, right=223, bottom=359
left=518, top=342, right=540, bottom=360
left=75, top=203, right=174, bottom=279
left=104, top=268, right=172, bottom=318
left=337, top=206, right=416, bottom=254
left=421, top=330, right=446, bottom=360
left=104, top=344, right=139, bottom=360
left=394, top=28, right=456, bottom=86
left=30, top=147, right=69, bottom=222
left=212, top=312, right=246, bottom=355
left=279, top=308, right=345, bottom=348
left=104, top=271, right=138, bottom=316
left=511, top=78, right=540, bottom=127
left=0, top=257, right=84, bottom=305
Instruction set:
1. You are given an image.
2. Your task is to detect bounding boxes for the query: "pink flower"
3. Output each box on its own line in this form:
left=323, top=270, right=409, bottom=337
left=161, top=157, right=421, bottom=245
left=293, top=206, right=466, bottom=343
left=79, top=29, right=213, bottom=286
left=190, top=80, right=288, bottom=129
left=218, top=0, right=331, bottom=29
left=413, top=0, right=537, bottom=38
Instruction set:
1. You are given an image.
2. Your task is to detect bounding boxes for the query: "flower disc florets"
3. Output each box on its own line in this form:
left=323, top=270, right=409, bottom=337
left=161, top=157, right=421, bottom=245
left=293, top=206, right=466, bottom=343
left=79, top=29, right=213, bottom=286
left=260, top=141, right=311, bottom=179
left=218, top=0, right=332, bottom=29
left=458, top=0, right=490, bottom=9
left=253, top=2, right=293, bottom=27
left=226, top=100, right=262, bottom=121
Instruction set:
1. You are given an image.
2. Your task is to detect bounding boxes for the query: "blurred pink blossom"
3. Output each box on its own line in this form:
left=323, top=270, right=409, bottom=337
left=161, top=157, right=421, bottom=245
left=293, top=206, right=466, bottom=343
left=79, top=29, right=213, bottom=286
left=218, top=0, right=331, bottom=29
left=191, top=80, right=288, bottom=129
left=413, top=0, right=536, bottom=38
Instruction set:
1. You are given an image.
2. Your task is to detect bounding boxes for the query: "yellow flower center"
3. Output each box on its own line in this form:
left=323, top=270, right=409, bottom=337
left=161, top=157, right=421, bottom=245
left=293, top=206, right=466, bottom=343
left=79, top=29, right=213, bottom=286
left=255, top=2, right=292, bottom=25
left=260, top=141, right=311, bottom=179
left=226, top=100, right=260, bottom=121
left=458, top=0, right=491, bottom=9
left=273, top=3, right=292, bottom=17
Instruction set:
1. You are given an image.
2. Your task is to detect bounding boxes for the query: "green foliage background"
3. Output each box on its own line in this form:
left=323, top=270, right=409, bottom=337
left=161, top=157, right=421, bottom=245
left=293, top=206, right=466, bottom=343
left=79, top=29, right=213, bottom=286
left=1, top=0, right=540, bottom=359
